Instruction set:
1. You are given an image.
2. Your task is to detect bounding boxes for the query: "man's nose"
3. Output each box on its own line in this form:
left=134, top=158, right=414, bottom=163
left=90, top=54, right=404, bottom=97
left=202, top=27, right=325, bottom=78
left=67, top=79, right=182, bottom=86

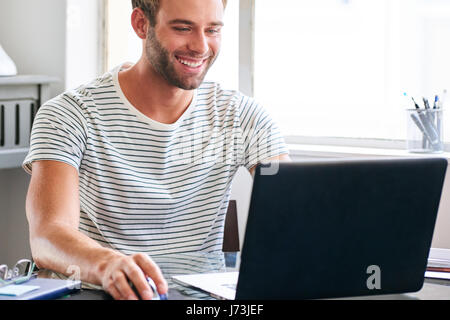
left=188, top=31, right=209, bottom=56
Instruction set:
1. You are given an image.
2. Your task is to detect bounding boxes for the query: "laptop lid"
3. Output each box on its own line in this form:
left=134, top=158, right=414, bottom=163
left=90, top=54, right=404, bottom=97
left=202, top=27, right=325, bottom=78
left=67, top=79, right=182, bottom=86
left=235, top=157, right=447, bottom=300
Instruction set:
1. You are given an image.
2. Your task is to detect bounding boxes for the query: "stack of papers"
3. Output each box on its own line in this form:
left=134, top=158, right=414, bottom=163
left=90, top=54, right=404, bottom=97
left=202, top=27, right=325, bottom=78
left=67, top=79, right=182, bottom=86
left=425, top=271, right=450, bottom=281
left=426, top=249, right=450, bottom=281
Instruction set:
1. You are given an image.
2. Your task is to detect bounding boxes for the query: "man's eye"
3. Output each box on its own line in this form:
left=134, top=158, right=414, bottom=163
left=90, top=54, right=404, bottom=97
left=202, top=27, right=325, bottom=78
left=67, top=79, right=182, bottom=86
left=174, top=27, right=190, bottom=32
left=207, top=29, right=221, bottom=35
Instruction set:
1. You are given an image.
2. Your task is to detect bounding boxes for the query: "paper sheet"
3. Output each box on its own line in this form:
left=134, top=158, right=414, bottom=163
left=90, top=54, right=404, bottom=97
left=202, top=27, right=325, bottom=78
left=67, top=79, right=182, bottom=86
left=0, top=284, right=40, bottom=297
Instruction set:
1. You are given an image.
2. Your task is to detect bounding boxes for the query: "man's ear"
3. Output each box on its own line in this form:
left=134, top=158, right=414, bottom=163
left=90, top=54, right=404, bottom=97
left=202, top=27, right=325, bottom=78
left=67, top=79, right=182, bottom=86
left=131, top=7, right=149, bottom=40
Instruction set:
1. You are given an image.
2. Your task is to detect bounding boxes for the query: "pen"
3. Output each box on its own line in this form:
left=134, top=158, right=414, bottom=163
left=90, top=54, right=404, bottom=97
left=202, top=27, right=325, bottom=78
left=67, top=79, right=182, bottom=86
left=406, top=92, right=443, bottom=152
left=410, top=96, right=440, bottom=145
left=423, top=97, right=430, bottom=109
left=424, top=97, right=436, bottom=130
left=422, top=97, right=435, bottom=127
left=433, top=95, right=439, bottom=109
left=411, top=97, right=421, bottom=110
left=410, top=113, right=433, bottom=145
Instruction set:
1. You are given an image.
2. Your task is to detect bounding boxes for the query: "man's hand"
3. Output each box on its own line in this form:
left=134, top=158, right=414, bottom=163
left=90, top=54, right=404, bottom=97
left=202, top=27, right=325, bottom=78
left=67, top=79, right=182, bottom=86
left=26, top=160, right=168, bottom=300
left=99, top=252, right=168, bottom=300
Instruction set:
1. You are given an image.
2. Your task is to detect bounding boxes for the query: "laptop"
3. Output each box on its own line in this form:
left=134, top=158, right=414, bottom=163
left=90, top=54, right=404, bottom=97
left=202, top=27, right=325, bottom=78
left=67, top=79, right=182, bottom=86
left=172, top=158, right=448, bottom=300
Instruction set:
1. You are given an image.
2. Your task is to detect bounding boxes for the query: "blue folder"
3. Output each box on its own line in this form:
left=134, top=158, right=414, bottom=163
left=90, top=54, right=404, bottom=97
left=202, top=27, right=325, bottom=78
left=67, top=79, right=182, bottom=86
left=0, top=277, right=81, bottom=300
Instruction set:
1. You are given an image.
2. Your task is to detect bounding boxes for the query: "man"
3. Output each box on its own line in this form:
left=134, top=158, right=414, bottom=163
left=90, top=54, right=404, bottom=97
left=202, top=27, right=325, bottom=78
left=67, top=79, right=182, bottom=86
left=23, top=0, right=290, bottom=300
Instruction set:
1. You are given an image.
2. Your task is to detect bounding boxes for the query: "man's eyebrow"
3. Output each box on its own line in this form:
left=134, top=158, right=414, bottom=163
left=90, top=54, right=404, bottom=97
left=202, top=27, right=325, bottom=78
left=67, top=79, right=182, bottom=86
left=168, top=19, right=194, bottom=25
left=168, top=19, right=224, bottom=27
left=209, top=21, right=224, bottom=27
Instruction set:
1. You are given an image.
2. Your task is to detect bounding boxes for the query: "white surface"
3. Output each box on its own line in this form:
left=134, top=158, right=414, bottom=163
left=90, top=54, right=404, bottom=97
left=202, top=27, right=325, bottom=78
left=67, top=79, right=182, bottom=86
left=172, top=272, right=239, bottom=300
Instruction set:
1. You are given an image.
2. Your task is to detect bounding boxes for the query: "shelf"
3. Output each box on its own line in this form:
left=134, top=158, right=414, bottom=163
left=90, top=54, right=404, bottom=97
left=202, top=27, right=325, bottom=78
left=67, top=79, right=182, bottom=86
left=0, top=75, right=58, bottom=86
left=0, top=148, right=28, bottom=170
left=0, top=75, right=58, bottom=170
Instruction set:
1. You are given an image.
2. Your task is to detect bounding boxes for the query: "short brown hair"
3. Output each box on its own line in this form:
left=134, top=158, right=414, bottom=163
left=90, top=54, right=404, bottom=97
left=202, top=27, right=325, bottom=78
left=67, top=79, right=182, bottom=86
left=132, top=0, right=228, bottom=26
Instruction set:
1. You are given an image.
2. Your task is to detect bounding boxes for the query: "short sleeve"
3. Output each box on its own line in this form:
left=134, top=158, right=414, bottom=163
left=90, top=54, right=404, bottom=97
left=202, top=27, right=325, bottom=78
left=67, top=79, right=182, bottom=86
left=238, top=96, right=289, bottom=171
left=22, top=93, right=88, bottom=174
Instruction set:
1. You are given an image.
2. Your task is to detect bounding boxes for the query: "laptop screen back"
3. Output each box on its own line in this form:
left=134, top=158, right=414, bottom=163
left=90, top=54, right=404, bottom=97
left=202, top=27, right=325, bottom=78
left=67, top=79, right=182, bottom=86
left=236, top=158, right=447, bottom=300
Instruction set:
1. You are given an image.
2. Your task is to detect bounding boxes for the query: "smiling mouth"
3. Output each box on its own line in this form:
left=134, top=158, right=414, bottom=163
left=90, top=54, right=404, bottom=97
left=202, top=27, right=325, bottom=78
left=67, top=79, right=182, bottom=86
left=175, top=55, right=207, bottom=68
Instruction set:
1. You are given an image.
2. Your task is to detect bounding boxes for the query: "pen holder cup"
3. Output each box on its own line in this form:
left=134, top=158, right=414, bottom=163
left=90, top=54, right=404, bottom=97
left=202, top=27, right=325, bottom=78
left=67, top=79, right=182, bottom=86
left=406, top=108, right=444, bottom=153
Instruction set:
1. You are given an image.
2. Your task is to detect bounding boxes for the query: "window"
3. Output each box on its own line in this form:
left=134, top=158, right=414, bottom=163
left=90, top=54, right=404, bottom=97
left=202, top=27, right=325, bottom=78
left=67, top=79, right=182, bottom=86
left=66, top=0, right=104, bottom=90
left=105, top=0, right=450, bottom=145
left=106, top=0, right=239, bottom=90
left=254, top=0, right=450, bottom=142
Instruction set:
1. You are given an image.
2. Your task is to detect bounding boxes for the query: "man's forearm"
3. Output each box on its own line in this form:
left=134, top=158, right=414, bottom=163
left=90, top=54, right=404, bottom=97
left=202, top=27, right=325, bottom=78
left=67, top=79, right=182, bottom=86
left=30, top=223, right=122, bottom=286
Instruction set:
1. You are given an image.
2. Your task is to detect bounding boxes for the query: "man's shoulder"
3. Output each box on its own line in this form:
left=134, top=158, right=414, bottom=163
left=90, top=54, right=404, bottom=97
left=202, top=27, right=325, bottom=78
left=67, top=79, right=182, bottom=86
left=73, top=69, right=116, bottom=98
left=197, top=81, right=255, bottom=108
left=42, top=70, right=116, bottom=112
left=195, top=82, right=269, bottom=131
left=198, top=81, right=238, bottom=97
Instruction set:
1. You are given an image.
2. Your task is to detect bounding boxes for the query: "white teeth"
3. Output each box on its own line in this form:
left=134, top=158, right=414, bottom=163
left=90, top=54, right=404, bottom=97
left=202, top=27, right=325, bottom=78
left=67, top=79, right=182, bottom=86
left=177, top=57, right=203, bottom=68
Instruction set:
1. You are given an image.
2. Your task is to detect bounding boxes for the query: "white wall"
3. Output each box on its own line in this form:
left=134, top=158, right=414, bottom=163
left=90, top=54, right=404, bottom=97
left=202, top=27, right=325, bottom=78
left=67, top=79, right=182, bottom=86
left=0, top=0, right=67, bottom=98
left=0, top=0, right=67, bottom=266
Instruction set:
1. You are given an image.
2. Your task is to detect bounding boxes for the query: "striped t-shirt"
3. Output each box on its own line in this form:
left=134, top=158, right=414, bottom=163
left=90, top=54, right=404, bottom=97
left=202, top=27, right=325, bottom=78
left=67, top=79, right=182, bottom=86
left=23, top=63, right=289, bottom=256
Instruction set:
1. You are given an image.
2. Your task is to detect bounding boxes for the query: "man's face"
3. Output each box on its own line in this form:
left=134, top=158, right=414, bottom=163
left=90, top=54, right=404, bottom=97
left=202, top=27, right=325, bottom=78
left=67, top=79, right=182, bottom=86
left=145, top=0, right=224, bottom=90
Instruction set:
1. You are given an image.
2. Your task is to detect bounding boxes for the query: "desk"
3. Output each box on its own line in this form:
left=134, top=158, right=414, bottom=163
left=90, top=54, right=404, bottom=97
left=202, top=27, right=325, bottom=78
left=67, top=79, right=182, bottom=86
left=39, top=252, right=237, bottom=300
left=37, top=252, right=450, bottom=300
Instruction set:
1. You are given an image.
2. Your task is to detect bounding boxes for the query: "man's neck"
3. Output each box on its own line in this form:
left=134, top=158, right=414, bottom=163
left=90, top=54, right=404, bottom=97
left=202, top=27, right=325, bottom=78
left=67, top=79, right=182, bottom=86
left=118, top=58, right=194, bottom=124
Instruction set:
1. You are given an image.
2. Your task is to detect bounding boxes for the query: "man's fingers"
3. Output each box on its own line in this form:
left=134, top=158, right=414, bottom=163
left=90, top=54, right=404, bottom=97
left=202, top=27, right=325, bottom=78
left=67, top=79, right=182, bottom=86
left=113, top=271, right=138, bottom=300
left=133, top=253, right=168, bottom=295
left=101, top=253, right=168, bottom=300
left=123, top=263, right=154, bottom=300
left=108, top=283, right=122, bottom=300
left=104, top=275, right=123, bottom=300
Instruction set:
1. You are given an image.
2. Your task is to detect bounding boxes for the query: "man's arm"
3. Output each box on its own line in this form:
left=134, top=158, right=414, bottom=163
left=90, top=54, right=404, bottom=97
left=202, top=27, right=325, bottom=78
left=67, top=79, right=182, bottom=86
left=26, top=160, right=168, bottom=300
left=249, top=154, right=292, bottom=176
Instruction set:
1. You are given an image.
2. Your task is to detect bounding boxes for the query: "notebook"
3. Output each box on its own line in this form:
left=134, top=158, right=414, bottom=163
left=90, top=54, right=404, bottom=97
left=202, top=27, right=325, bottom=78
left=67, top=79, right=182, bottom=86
left=0, top=277, right=81, bottom=300
left=173, top=158, right=448, bottom=300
